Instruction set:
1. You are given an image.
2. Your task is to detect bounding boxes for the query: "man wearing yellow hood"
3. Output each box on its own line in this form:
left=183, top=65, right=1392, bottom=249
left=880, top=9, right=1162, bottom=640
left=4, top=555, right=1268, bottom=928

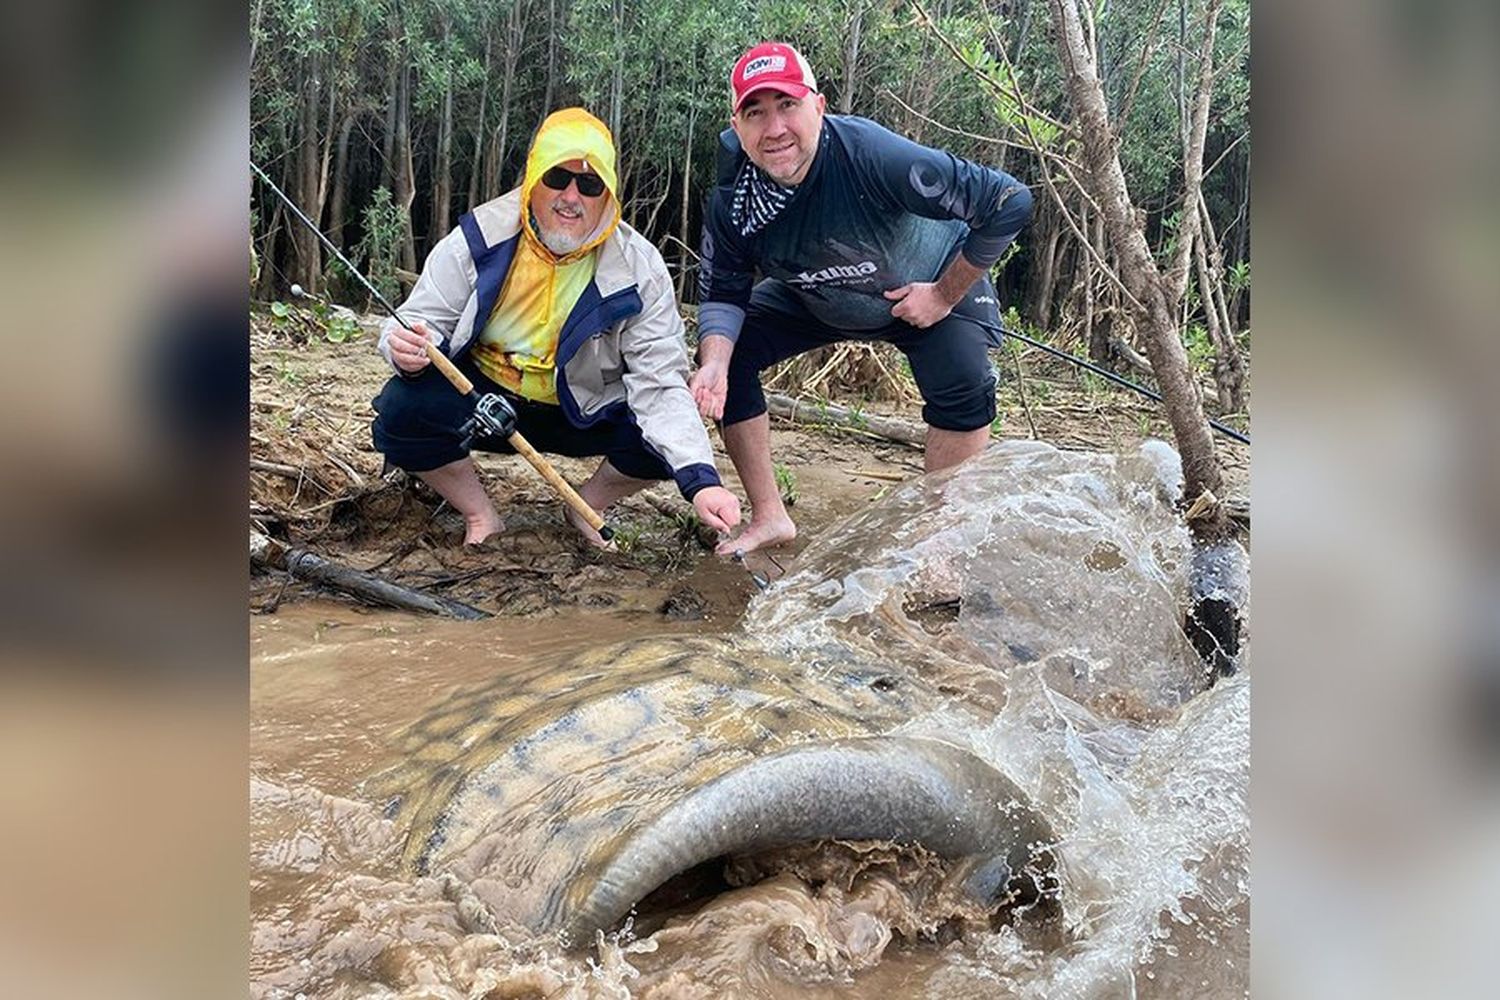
left=372, top=109, right=741, bottom=546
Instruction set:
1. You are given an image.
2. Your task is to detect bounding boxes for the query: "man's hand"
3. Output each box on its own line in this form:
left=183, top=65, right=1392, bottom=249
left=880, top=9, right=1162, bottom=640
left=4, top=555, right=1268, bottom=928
left=691, top=335, right=735, bottom=420
left=389, top=321, right=437, bottom=373
left=885, top=256, right=987, bottom=329
left=692, top=486, right=742, bottom=534
left=883, top=282, right=955, bottom=329
left=690, top=361, right=728, bottom=420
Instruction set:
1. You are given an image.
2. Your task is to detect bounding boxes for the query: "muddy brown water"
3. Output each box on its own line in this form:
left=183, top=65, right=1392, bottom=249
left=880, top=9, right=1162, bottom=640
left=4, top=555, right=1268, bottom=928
left=251, top=442, right=1249, bottom=999
left=250, top=607, right=1010, bottom=998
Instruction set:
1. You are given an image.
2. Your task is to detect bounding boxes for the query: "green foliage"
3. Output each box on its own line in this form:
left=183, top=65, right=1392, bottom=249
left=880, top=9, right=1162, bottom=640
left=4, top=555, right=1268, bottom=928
left=252, top=0, right=1250, bottom=336
left=774, top=463, right=798, bottom=507
left=1227, top=260, right=1250, bottom=295
left=610, top=520, right=645, bottom=552
left=1183, top=323, right=1214, bottom=370
left=268, top=298, right=363, bottom=345
left=350, top=187, right=406, bottom=307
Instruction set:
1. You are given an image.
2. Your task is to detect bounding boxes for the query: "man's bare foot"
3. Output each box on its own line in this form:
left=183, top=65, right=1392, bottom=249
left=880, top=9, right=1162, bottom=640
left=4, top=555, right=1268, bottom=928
left=563, top=504, right=614, bottom=550
left=714, top=515, right=796, bottom=557
left=463, top=511, right=503, bottom=546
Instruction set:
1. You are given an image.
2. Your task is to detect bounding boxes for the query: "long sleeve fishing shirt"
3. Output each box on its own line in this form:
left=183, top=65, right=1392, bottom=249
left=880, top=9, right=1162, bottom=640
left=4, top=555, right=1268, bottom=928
left=697, top=114, right=1033, bottom=341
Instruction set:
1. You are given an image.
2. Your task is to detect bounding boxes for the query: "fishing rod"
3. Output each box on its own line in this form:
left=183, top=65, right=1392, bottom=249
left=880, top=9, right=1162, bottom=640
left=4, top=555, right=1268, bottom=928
left=251, top=160, right=614, bottom=541
left=977, top=317, right=1250, bottom=446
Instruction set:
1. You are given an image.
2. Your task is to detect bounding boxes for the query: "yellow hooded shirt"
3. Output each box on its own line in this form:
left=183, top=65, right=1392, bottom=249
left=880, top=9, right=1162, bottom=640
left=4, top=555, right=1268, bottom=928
left=470, top=108, right=622, bottom=403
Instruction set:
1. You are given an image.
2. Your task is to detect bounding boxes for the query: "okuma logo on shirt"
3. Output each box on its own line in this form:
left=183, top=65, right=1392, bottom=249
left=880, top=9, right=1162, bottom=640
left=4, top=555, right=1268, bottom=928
left=789, top=260, right=878, bottom=286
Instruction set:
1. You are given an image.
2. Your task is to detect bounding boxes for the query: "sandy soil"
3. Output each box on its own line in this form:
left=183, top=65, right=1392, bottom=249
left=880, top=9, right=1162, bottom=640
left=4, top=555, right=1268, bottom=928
left=249, top=307, right=1248, bottom=624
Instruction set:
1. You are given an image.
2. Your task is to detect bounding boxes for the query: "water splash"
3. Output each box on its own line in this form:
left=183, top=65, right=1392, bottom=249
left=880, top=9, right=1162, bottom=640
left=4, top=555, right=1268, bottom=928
left=250, top=440, right=1249, bottom=998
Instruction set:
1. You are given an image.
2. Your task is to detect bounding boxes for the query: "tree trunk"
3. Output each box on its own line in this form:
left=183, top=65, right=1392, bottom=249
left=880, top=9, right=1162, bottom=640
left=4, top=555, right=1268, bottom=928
left=381, top=28, right=399, bottom=186
left=1046, top=0, right=1227, bottom=539
left=393, top=63, right=417, bottom=273
left=1031, top=198, right=1063, bottom=330
left=1228, top=156, right=1250, bottom=327
left=1195, top=196, right=1247, bottom=412
left=1010, top=0, right=1034, bottom=65
left=609, top=0, right=625, bottom=138
left=256, top=203, right=283, bottom=300
left=430, top=20, right=454, bottom=246
left=677, top=98, right=697, bottom=298
left=541, top=0, right=557, bottom=119
left=327, top=110, right=356, bottom=249
left=487, top=4, right=520, bottom=199
left=1079, top=205, right=1096, bottom=356
left=468, top=25, right=493, bottom=211
left=1162, top=0, right=1221, bottom=306
left=841, top=1, right=865, bottom=114
left=294, top=54, right=323, bottom=291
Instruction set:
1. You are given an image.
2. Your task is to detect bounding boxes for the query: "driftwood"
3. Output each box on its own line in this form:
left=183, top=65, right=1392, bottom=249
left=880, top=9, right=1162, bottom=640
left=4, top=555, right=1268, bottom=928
left=765, top=393, right=926, bottom=448
left=250, top=530, right=489, bottom=620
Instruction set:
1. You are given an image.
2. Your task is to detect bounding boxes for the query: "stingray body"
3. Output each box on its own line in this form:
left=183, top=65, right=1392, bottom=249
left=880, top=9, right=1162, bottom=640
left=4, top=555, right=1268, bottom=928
left=367, top=634, right=1055, bottom=946
left=369, top=442, right=1223, bottom=947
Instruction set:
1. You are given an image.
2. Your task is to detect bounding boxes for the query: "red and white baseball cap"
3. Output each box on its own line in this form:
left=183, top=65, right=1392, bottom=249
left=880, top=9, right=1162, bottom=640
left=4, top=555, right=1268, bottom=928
left=729, top=42, right=819, bottom=114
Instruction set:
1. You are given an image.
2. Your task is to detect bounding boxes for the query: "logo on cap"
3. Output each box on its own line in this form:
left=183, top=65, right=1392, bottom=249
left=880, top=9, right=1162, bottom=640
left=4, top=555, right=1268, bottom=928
left=742, top=55, right=787, bottom=80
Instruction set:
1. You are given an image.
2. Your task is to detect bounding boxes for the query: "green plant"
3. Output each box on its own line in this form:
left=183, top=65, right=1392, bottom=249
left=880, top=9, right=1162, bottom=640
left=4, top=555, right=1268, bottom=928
left=1078, top=370, right=1106, bottom=397
left=306, top=299, right=361, bottom=344
left=349, top=186, right=406, bottom=307
left=268, top=300, right=303, bottom=335
left=1227, top=261, right=1251, bottom=295
left=774, top=463, right=798, bottom=507
left=610, top=521, right=643, bottom=552
left=1184, top=323, right=1214, bottom=369
left=269, top=298, right=361, bottom=344
left=273, top=356, right=303, bottom=387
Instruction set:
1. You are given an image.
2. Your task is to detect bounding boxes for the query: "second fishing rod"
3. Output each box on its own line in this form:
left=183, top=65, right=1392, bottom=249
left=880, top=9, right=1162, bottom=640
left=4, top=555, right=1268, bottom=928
left=252, top=160, right=614, bottom=542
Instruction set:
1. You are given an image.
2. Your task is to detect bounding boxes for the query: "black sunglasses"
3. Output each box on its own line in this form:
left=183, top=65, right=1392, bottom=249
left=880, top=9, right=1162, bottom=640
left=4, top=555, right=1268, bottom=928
left=540, top=165, right=606, bottom=198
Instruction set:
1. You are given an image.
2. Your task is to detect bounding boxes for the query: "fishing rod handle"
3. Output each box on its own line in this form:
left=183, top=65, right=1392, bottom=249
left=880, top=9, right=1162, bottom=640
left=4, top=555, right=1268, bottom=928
left=507, top=432, right=613, bottom=540
left=421, top=341, right=476, bottom=395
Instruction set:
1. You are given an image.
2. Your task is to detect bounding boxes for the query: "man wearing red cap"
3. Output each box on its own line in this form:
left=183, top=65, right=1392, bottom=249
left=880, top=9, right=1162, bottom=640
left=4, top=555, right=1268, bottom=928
left=692, top=42, right=1033, bottom=556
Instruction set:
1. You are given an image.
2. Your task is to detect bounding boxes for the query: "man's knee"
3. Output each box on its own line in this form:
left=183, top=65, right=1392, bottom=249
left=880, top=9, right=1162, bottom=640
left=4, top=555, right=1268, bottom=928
left=919, top=368, right=998, bottom=432
left=371, top=372, right=471, bottom=470
left=373, top=372, right=463, bottom=430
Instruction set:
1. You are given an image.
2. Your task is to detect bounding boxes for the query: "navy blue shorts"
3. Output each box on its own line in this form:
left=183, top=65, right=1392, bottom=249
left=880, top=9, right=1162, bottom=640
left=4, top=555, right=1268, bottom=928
left=720, top=277, right=1003, bottom=432
left=370, top=360, right=673, bottom=481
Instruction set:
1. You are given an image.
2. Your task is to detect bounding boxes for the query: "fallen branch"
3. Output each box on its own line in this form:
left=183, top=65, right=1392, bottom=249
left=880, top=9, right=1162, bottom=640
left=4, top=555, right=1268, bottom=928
left=250, top=529, right=489, bottom=620
left=765, top=394, right=926, bottom=448
left=250, top=458, right=309, bottom=480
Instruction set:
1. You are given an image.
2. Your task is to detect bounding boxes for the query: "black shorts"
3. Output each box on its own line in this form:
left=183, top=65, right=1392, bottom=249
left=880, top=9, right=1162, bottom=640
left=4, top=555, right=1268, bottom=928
left=719, top=277, right=1003, bottom=432
left=370, top=359, right=673, bottom=481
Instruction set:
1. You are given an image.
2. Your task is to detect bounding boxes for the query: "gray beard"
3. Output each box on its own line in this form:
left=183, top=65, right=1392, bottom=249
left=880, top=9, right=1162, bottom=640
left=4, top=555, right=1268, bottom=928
left=539, top=227, right=588, bottom=255
left=530, top=207, right=592, bottom=256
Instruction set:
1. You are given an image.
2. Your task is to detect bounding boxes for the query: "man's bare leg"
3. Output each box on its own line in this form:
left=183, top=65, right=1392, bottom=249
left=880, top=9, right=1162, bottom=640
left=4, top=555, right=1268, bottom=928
left=924, top=426, right=991, bottom=473
left=565, top=459, right=653, bottom=548
left=716, top=413, right=797, bottom=556
left=417, top=458, right=503, bottom=544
